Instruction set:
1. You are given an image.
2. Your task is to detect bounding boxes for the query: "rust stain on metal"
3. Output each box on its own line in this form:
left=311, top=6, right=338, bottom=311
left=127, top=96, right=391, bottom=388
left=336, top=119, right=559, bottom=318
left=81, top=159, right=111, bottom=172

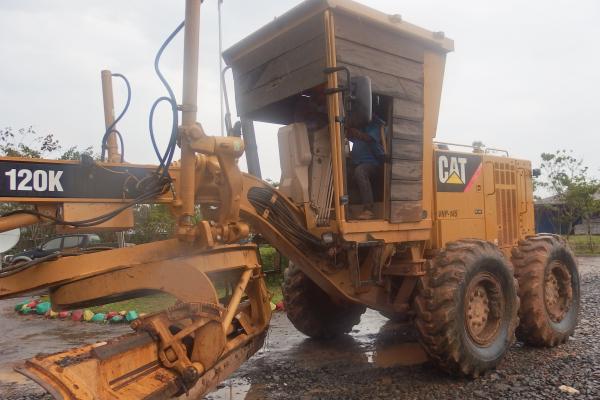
left=55, top=353, right=91, bottom=368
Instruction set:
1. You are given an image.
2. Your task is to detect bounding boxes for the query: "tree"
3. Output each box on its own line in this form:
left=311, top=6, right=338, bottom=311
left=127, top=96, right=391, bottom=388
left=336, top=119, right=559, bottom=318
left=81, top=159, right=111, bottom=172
left=128, top=204, right=175, bottom=244
left=59, top=145, right=96, bottom=161
left=0, top=126, right=98, bottom=160
left=538, top=150, right=600, bottom=245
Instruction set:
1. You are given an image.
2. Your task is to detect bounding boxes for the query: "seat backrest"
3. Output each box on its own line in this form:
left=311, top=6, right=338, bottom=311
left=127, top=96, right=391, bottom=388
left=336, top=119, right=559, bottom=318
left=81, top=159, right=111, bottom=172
left=278, top=123, right=312, bottom=205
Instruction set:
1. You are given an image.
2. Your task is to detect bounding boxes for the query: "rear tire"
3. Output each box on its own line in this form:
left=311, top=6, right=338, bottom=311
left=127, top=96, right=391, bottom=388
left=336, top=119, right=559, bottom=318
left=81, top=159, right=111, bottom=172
left=283, top=263, right=365, bottom=339
left=414, top=239, right=519, bottom=377
left=379, top=311, right=410, bottom=322
left=511, top=234, right=580, bottom=346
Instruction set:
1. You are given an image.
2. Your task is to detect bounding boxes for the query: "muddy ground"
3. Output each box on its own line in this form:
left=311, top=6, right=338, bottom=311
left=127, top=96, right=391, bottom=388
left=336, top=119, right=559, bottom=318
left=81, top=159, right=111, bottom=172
left=1, top=257, right=598, bottom=399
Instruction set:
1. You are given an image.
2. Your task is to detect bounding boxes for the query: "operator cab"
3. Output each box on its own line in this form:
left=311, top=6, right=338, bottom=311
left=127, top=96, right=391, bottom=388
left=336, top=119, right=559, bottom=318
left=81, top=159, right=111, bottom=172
left=223, top=0, right=453, bottom=241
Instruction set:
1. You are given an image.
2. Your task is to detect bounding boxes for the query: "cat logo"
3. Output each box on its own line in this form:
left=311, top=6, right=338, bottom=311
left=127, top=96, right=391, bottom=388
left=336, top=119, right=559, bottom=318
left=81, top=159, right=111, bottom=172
left=438, top=156, right=467, bottom=185
left=436, top=152, right=482, bottom=193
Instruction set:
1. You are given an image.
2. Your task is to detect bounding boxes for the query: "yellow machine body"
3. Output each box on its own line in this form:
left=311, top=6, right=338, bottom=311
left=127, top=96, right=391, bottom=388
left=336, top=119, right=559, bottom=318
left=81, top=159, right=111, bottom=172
left=432, top=150, right=535, bottom=254
left=0, top=1, right=547, bottom=399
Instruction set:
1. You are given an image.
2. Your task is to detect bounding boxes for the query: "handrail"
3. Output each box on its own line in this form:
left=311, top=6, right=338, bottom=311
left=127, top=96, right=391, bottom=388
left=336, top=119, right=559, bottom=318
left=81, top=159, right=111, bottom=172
left=434, top=141, right=509, bottom=157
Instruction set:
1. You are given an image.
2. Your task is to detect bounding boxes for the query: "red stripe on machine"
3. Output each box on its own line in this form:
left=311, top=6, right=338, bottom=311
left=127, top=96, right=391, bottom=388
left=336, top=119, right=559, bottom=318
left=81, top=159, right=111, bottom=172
left=464, top=164, right=482, bottom=192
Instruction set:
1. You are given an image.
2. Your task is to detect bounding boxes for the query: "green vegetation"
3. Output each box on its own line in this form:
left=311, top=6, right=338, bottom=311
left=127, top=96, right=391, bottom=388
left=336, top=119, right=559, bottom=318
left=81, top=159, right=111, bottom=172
left=259, top=245, right=287, bottom=273
left=566, top=235, right=600, bottom=256
left=260, top=245, right=286, bottom=303
left=265, top=272, right=284, bottom=305
left=537, top=150, right=600, bottom=239
left=90, top=293, right=178, bottom=315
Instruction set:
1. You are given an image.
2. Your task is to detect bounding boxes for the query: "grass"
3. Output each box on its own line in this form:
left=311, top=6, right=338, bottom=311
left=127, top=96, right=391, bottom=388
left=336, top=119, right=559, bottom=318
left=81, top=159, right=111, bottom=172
left=265, top=272, right=284, bottom=305
left=260, top=245, right=285, bottom=303
left=566, top=234, right=600, bottom=256
left=90, top=293, right=177, bottom=314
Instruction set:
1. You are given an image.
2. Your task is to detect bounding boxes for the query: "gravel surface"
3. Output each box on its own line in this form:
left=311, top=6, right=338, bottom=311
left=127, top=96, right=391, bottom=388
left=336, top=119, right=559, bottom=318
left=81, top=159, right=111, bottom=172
left=1, top=257, right=598, bottom=399
left=209, top=257, right=599, bottom=400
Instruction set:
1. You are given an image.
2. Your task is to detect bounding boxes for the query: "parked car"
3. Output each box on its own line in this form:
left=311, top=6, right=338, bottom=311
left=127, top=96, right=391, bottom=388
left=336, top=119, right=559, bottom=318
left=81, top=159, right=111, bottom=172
left=6, top=233, right=105, bottom=265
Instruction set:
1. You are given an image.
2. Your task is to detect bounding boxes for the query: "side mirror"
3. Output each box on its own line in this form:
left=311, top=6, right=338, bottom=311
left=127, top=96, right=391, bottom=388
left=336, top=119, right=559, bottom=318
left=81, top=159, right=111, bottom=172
left=322, top=67, right=372, bottom=128
left=347, top=76, right=372, bottom=128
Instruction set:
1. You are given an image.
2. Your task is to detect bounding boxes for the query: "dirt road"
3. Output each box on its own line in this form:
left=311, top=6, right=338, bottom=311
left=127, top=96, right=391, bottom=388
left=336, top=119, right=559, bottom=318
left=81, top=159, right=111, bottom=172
left=1, top=257, right=598, bottom=399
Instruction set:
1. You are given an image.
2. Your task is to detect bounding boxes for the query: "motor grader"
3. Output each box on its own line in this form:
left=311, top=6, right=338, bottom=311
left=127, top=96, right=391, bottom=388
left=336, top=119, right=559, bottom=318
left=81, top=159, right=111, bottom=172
left=0, top=0, right=580, bottom=398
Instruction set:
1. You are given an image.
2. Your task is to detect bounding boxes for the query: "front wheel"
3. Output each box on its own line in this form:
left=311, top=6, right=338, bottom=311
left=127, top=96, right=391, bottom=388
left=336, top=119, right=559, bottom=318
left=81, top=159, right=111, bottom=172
left=283, top=263, right=365, bottom=339
left=414, top=239, right=519, bottom=377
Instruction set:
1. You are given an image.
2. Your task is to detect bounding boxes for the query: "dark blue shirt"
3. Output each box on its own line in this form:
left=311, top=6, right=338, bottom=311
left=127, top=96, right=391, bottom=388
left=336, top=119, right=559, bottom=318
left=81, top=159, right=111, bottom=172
left=350, top=118, right=385, bottom=166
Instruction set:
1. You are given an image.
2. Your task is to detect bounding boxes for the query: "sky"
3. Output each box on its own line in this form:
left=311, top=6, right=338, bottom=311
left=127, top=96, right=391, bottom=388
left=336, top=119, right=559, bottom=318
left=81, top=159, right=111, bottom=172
left=1, top=0, right=599, bottom=184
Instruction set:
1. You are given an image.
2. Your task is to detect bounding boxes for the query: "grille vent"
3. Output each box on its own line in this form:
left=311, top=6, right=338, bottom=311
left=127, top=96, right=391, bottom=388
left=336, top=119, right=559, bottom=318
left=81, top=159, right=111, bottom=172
left=494, top=162, right=518, bottom=247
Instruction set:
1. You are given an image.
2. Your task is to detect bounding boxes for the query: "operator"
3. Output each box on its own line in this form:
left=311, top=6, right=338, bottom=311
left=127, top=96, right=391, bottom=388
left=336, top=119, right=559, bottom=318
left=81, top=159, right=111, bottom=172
left=293, top=86, right=328, bottom=131
left=347, top=114, right=386, bottom=220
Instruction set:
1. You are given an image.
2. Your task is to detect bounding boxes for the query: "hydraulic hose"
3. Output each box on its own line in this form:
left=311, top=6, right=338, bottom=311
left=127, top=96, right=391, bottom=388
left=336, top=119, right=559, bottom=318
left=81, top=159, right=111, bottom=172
left=149, top=21, right=185, bottom=178
left=100, top=73, right=131, bottom=162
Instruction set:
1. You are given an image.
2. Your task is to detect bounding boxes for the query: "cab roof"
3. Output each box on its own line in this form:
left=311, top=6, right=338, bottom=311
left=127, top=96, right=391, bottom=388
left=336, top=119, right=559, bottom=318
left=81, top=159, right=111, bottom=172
left=223, top=0, right=453, bottom=65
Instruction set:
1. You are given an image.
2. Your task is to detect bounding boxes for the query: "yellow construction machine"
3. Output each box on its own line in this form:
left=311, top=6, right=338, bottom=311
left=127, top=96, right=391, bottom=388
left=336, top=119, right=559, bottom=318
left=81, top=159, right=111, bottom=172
left=0, top=0, right=580, bottom=398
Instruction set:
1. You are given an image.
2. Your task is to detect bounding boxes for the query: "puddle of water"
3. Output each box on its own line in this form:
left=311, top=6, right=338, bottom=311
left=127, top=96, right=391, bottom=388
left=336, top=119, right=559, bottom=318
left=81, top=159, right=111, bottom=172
left=371, top=342, right=428, bottom=367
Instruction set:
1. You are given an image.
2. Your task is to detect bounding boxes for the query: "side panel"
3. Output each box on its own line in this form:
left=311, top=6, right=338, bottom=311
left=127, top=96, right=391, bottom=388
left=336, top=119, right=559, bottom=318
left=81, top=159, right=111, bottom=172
left=434, top=153, right=535, bottom=251
left=433, top=150, right=486, bottom=247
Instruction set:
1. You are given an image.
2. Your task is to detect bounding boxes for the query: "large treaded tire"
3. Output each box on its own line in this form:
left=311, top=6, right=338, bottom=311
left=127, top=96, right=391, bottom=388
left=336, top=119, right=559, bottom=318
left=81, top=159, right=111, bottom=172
left=283, top=263, right=365, bottom=339
left=414, top=239, right=519, bottom=377
left=378, top=310, right=409, bottom=322
left=511, top=234, right=580, bottom=347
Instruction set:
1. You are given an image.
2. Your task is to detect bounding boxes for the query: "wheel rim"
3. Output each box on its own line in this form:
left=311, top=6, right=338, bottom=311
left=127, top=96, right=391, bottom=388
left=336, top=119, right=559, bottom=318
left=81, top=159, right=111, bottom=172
left=544, top=260, right=573, bottom=323
left=464, top=272, right=504, bottom=346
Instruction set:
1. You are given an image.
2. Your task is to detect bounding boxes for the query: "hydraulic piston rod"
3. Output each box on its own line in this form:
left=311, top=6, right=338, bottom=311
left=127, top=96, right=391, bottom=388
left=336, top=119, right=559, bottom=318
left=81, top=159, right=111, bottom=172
left=178, top=0, right=202, bottom=238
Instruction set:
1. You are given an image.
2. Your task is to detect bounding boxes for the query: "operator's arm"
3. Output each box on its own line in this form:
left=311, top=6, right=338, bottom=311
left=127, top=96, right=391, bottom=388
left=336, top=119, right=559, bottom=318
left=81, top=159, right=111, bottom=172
left=366, top=123, right=386, bottom=161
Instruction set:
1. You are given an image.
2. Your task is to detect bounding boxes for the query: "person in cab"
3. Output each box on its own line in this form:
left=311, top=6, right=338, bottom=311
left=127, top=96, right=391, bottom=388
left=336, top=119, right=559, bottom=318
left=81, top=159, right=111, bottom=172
left=347, top=114, right=386, bottom=220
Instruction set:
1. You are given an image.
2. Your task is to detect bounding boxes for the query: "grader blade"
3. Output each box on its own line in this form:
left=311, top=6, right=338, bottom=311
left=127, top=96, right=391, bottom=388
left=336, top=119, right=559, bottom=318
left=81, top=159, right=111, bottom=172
left=3, top=243, right=272, bottom=399
left=16, top=330, right=267, bottom=400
